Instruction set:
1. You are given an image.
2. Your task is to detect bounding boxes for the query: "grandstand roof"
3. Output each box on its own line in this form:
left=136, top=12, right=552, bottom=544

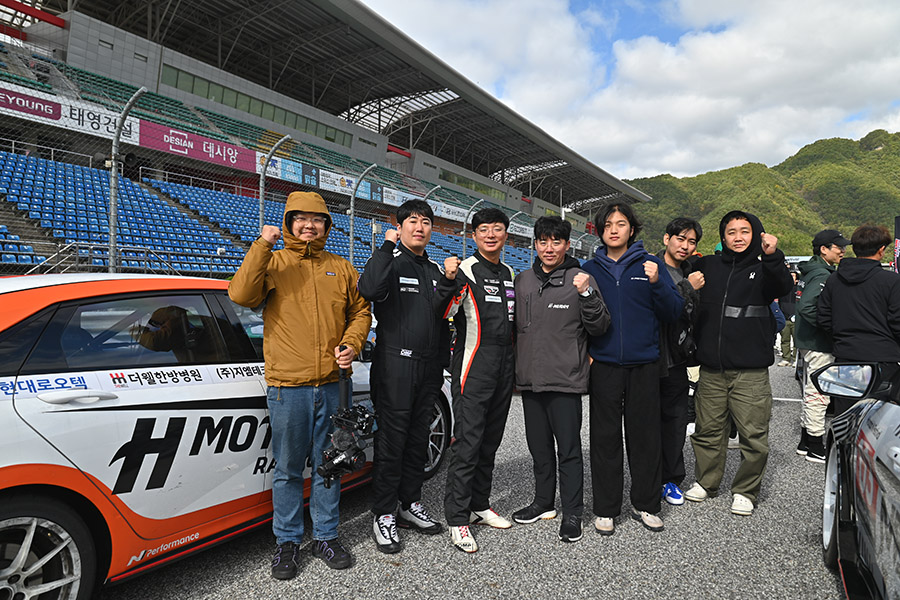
left=38, top=0, right=650, bottom=210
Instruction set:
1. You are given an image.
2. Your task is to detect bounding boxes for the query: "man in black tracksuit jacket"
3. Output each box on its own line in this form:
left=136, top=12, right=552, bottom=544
left=439, top=207, right=516, bottom=553
left=685, top=211, right=793, bottom=516
left=512, top=216, right=609, bottom=543
left=358, top=200, right=452, bottom=553
left=817, top=224, right=900, bottom=413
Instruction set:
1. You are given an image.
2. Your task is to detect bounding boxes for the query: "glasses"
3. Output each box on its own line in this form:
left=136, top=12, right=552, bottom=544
left=292, top=215, right=326, bottom=227
left=475, top=225, right=506, bottom=235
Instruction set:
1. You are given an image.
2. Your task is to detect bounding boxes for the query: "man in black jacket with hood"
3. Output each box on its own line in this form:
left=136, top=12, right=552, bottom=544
left=511, top=216, right=609, bottom=543
left=817, top=224, right=900, bottom=413
left=684, top=211, right=793, bottom=517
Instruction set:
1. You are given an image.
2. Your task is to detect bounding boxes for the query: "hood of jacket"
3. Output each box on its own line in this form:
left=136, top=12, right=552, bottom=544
left=282, top=191, right=332, bottom=256
left=718, top=211, right=764, bottom=266
left=591, top=240, right=649, bottom=273
left=835, top=257, right=884, bottom=285
left=799, top=254, right=835, bottom=278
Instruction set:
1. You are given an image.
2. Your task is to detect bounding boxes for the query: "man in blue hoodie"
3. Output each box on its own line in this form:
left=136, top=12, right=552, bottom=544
left=581, top=202, right=683, bottom=535
left=684, top=211, right=793, bottom=517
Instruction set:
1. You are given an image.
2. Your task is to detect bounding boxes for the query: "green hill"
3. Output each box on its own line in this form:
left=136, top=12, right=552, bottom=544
left=626, top=129, right=900, bottom=257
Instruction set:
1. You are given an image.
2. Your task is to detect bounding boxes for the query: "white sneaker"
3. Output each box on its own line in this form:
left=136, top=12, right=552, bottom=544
left=449, top=525, right=478, bottom=553
left=728, top=435, right=740, bottom=449
left=398, top=502, right=442, bottom=534
left=686, top=422, right=696, bottom=436
left=469, top=508, right=512, bottom=529
left=373, top=514, right=401, bottom=554
left=593, top=517, right=614, bottom=536
left=631, top=509, right=664, bottom=532
left=684, top=482, right=708, bottom=502
left=731, top=494, right=754, bottom=516
left=777, top=360, right=790, bottom=367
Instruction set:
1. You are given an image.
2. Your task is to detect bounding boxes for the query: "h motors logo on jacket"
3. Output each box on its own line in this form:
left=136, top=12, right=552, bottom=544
left=548, top=303, right=570, bottom=309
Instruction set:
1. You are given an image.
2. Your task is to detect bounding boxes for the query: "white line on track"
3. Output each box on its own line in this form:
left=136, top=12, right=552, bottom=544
left=774, top=396, right=802, bottom=402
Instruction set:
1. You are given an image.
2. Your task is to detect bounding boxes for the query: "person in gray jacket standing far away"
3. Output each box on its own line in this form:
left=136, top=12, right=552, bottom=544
left=511, top=216, right=610, bottom=543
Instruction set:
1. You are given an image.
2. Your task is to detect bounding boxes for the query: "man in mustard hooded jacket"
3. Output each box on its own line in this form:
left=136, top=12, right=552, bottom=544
left=230, top=191, right=371, bottom=578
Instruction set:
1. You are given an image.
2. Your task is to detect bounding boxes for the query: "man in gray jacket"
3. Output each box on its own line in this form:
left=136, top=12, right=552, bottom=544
left=511, top=216, right=610, bottom=543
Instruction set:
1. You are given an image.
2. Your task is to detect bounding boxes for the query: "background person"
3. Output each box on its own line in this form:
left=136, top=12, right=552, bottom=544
left=817, top=224, right=900, bottom=415
left=358, top=200, right=452, bottom=553
left=581, top=202, right=683, bottom=535
left=439, top=207, right=516, bottom=553
left=777, top=271, right=799, bottom=367
left=794, top=229, right=849, bottom=462
left=229, top=191, right=371, bottom=578
left=512, top=216, right=609, bottom=543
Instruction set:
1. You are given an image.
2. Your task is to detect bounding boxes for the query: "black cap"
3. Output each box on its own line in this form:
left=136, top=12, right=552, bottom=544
left=812, top=229, right=850, bottom=250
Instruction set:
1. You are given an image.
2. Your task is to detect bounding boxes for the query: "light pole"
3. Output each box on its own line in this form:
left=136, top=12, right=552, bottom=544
left=423, top=184, right=441, bottom=200
left=108, top=86, right=146, bottom=273
left=504, top=210, right=531, bottom=263
left=350, top=163, right=378, bottom=265
left=462, top=199, right=485, bottom=258
left=573, top=231, right=592, bottom=259
left=259, top=135, right=292, bottom=233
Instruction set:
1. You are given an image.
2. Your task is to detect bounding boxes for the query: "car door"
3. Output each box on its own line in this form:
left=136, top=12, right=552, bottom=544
left=11, top=290, right=268, bottom=540
left=867, top=402, right=900, bottom=596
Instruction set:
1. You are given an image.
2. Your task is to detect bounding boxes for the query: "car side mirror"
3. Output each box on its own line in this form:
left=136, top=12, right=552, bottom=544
left=811, top=363, right=878, bottom=399
left=360, top=340, right=374, bottom=363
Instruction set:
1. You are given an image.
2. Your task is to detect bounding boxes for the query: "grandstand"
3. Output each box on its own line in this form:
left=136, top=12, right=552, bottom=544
left=0, top=0, right=647, bottom=278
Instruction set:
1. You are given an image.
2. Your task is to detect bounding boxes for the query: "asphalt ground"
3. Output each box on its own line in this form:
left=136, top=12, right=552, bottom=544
left=99, top=360, right=844, bottom=600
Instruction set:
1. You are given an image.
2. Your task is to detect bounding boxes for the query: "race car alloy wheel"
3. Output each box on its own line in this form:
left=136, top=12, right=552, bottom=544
left=424, top=397, right=451, bottom=478
left=0, top=496, right=97, bottom=600
left=822, top=441, right=840, bottom=569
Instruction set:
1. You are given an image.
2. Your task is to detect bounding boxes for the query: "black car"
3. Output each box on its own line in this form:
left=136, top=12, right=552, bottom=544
left=813, top=363, right=900, bottom=600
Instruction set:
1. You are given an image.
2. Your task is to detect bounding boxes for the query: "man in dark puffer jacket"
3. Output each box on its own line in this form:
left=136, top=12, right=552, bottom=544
left=684, top=211, right=792, bottom=517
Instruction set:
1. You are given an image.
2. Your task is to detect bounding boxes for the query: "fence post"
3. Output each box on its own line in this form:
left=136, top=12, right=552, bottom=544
left=109, top=86, right=146, bottom=273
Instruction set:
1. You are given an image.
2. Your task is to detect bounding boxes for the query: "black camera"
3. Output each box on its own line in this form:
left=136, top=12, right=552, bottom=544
left=318, top=405, right=375, bottom=488
left=317, top=347, right=377, bottom=489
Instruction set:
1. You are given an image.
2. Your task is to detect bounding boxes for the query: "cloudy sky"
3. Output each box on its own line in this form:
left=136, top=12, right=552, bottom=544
left=359, top=0, right=900, bottom=179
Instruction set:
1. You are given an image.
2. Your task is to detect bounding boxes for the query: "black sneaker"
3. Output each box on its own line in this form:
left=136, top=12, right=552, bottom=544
left=558, top=514, right=583, bottom=543
left=512, top=502, right=557, bottom=524
left=312, top=538, right=352, bottom=570
left=806, top=435, right=826, bottom=464
left=271, top=541, right=300, bottom=580
left=796, top=428, right=809, bottom=456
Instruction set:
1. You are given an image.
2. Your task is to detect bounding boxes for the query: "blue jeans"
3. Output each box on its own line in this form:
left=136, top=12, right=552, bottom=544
left=267, top=383, right=342, bottom=543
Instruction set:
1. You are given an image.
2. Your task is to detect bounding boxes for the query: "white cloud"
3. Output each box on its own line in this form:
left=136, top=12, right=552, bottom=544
left=360, top=0, right=900, bottom=178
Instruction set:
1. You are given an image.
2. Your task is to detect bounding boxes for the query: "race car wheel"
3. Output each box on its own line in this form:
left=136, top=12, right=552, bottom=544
left=822, top=441, right=840, bottom=569
left=0, top=495, right=97, bottom=600
left=423, top=396, right=451, bottom=479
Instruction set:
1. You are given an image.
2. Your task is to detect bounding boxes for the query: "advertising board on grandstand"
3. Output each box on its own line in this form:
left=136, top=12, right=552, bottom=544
left=0, top=82, right=139, bottom=143
left=1, top=80, right=532, bottom=233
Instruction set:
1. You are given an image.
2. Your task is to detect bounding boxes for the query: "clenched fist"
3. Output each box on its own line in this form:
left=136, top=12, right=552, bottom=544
left=384, top=228, right=399, bottom=244
left=261, top=225, right=281, bottom=245
left=643, top=260, right=659, bottom=283
left=687, top=271, right=705, bottom=290
left=573, top=272, right=590, bottom=294
left=761, top=232, right=778, bottom=255
left=444, top=256, right=461, bottom=280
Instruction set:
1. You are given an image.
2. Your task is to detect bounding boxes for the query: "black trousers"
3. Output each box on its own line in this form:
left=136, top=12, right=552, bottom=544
left=522, top=391, right=584, bottom=516
left=660, top=364, right=689, bottom=486
left=589, top=361, right=662, bottom=517
left=370, top=351, right=443, bottom=516
left=444, top=346, right=514, bottom=526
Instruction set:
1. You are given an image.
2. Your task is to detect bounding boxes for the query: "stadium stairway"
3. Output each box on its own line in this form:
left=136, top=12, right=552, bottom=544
left=135, top=180, right=251, bottom=255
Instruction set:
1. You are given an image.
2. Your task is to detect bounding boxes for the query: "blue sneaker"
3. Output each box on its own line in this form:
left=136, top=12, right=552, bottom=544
left=662, top=482, right=685, bottom=506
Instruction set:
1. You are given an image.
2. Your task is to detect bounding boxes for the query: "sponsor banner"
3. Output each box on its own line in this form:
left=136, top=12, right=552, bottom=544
left=382, top=187, right=420, bottom=207
left=508, top=222, right=534, bottom=238
left=428, top=200, right=469, bottom=224
left=254, top=152, right=280, bottom=178
left=0, top=82, right=139, bottom=142
left=279, top=158, right=319, bottom=188
left=319, top=169, right=383, bottom=202
left=1, top=363, right=264, bottom=398
left=139, top=120, right=256, bottom=171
